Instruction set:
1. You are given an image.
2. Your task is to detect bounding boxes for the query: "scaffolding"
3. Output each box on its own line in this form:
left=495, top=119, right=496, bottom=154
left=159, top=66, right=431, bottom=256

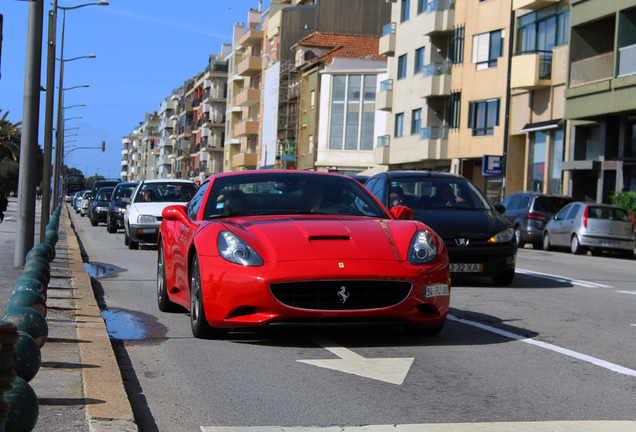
left=276, top=59, right=300, bottom=168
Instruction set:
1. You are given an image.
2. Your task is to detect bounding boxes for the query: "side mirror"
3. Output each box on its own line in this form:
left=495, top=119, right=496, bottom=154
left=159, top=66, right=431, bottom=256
left=494, top=204, right=506, bottom=214
left=162, top=205, right=191, bottom=226
left=390, top=205, right=413, bottom=221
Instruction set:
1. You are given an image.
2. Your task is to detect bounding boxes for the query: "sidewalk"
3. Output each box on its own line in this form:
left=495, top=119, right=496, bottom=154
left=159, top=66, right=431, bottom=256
left=0, top=198, right=137, bottom=432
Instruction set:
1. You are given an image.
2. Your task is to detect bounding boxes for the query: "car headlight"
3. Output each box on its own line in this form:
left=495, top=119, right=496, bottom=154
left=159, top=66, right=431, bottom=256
left=138, top=215, right=158, bottom=224
left=116, top=207, right=126, bottom=214
left=488, top=227, right=515, bottom=243
left=408, top=230, right=438, bottom=264
left=217, top=231, right=264, bottom=266
left=96, top=206, right=108, bottom=212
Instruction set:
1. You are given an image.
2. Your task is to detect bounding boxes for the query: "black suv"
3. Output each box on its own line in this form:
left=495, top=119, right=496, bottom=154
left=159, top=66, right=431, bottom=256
left=500, top=191, right=573, bottom=248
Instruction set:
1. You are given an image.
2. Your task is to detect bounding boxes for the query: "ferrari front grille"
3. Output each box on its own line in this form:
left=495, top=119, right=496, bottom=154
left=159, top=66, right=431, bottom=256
left=269, top=280, right=412, bottom=311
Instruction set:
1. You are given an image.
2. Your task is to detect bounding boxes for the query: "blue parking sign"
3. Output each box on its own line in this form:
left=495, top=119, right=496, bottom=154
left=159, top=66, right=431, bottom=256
left=482, top=155, right=503, bottom=176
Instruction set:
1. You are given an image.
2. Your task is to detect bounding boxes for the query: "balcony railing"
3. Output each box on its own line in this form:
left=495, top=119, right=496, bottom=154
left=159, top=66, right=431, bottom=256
left=380, top=79, right=393, bottom=92
left=570, top=52, right=614, bottom=87
left=382, top=22, right=396, bottom=37
left=420, top=126, right=448, bottom=140
left=619, top=43, right=636, bottom=78
left=423, top=62, right=451, bottom=77
left=377, top=135, right=390, bottom=148
left=426, top=0, right=451, bottom=13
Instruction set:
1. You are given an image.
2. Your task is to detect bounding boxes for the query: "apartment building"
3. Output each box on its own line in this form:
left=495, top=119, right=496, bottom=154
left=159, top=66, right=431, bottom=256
left=377, top=0, right=454, bottom=175
left=508, top=0, right=571, bottom=196
left=563, top=0, right=636, bottom=202
left=156, top=96, right=175, bottom=179
left=291, top=32, right=388, bottom=173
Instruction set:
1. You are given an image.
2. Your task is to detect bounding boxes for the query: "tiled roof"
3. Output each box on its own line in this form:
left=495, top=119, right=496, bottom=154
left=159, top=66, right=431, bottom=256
left=296, top=32, right=386, bottom=64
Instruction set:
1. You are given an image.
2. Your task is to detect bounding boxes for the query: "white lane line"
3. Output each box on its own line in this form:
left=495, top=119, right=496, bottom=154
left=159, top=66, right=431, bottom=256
left=516, top=268, right=614, bottom=289
left=447, top=314, right=636, bottom=378
left=616, top=291, right=636, bottom=295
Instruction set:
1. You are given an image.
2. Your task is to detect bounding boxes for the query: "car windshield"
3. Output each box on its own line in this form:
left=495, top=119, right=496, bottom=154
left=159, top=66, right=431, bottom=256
left=114, top=185, right=137, bottom=200
left=95, top=188, right=113, bottom=201
left=204, top=173, right=389, bottom=219
left=135, top=182, right=197, bottom=203
left=389, top=177, right=492, bottom=210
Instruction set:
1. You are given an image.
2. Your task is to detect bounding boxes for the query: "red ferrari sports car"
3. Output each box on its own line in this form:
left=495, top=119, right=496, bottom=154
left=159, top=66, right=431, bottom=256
left=157, top=171, right=451, bottom=338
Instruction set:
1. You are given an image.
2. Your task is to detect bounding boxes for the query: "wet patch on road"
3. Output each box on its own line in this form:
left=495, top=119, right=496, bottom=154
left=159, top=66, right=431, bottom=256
left=100, top=308, right=168, bottom=345
left=83, top=262, right=121, bottom=279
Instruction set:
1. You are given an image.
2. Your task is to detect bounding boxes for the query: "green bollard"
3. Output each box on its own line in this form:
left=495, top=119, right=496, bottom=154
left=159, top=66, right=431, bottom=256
left=13, top=332, right=41, bottom=383
left=5, top=291, right=46, bottom=318
left=17, top=271, right=48, bottom=290
left=2, top=308, right=48, bottom=349
left=22, top=263, right=50, bottom=285
left=4, top=376, right=38, bottom=432
left=25, top=244, right=53, bottom=262
left=12, top=279, right=46, bottom=302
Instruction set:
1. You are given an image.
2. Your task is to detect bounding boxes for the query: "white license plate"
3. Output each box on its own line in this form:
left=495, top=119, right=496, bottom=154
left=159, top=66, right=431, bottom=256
left=425, top=284, right=449, bottom=298
left=450, top=263, right=482, bottom=272
left=600, top=241, right=619, bottom=247
left=140, top=228, right=157, bottom=234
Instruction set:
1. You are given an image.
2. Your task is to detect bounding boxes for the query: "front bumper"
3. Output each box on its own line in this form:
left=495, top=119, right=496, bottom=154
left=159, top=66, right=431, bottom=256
left=445, top=243, right=517, bottom=276
left=128, top=223, right=160, bottom=243
left=195, top=256, right=451, bottom=329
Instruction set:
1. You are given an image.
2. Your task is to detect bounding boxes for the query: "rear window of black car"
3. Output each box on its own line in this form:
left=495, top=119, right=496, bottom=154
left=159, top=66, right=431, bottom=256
left=534, top=196, right=572, bottom=213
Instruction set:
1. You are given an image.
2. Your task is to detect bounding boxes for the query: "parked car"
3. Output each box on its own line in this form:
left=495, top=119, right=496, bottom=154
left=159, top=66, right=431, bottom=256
left=158, top=170, right=450, bottom=338
left=364, top=171, right=517, bottom=285
left=124, top=179, right=197, bottom=249
left=88, top=186, right=116, bottom=227
left=75, top=190, right=90, bottom=214
left=500, top=191, right=574, bottom=248
left=542, top=201, right=635, bottom=258
left=106, top=182, right=139, bottom=233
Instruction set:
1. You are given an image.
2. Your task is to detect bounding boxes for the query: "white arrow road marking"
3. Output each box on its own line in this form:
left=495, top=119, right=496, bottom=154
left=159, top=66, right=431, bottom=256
left=448, top=315, right=636, bottom=378
left=297, top=333, right=414, bottom=385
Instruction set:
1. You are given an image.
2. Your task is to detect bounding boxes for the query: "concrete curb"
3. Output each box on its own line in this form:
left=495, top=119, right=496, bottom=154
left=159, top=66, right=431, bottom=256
left=62, top=205, right=138, bottom=432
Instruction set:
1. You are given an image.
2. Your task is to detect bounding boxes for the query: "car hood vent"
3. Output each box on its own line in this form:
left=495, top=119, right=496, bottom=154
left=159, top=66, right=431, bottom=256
left=309, top=235, right=350, bottom=241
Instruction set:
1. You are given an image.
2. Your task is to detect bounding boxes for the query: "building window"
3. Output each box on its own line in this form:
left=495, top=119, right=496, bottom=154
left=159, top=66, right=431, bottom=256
left=328, top=74, right=377, bottom=151
left=397, top=54, right=408, bottom=79
left=468, top=98, right=499, bottom=136
left=530, top=131, right=547, bottom=192
left=395, top=113, right=405, bottom=138
left=472, top=30, right=504, bottom=70
left=517, top=5, right=569, bottom=54
left=310, top=90, right=316, bottom=109
left=411, top=109, right=422, bottom=135
left=414, top=47, right=425, bottom=74
left=548, top=129, right=564, bottom=195
left=417, top=0, right=425, bottom=14
left=449, top=91, right=461, bottom=129
left=453, top=25, right=464, bottom=65
left=401, top=0, right=410, bottom=22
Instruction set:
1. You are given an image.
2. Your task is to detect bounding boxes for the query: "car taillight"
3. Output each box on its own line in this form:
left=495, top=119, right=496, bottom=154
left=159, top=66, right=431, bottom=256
left=628, top=210, right=635, bottom=234
left=527, top=212, right=545, bottom=220
left=583, top=206, right=588, bottom=228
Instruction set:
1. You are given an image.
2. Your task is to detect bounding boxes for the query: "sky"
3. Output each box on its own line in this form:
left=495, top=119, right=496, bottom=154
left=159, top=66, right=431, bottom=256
left=1, top=0, right=270, bottom=179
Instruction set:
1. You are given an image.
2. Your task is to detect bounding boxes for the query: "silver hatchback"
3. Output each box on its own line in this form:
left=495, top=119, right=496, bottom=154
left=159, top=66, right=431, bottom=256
left=542, top=202, right=635, bottom=258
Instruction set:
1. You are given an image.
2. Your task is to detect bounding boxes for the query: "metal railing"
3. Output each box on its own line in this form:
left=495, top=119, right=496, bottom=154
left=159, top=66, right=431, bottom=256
left=377, top=135, right=390, bottom=148
left=382, top=22, right=396, bottom=37
left=570, top=51, right=614, bottom=87
left=423, top=62, right=451, bottom=77
left=426, top=0, right=451, bottom=13
left=619, top=43, right=636, bottom=77
left=380, top=79, right=393, bottom=92
left=420, top=126, right=448, bottom=140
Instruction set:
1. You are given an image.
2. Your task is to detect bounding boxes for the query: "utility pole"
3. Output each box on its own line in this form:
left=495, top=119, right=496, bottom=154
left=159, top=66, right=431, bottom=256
left=40, top=2, right=57, bottom=243
left=15, top=0, right=44, bottom=266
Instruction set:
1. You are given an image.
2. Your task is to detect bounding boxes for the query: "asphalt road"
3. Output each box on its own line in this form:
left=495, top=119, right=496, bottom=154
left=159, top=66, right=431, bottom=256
left=67, top=205, right=636, bottom=432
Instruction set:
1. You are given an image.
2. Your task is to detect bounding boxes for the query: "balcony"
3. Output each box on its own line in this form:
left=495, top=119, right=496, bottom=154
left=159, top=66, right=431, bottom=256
left=176, top=148, right=191, bottom=161
left=618, top=43, right=636, bottom=78
left=237, top=56, right=262, bottom=77
left=377, top=79, right=393, bottom=111
left=419, top=0, right=454, bottom=36
left=235, top=120, right=259, bottom=137
left=511, top=51, right=553, bottom=89
left=419, top=126, right=449, bottom=159
left=176, top=124, right=192, bottom=138
left=374, top=135, right=390, bottom=165
left=569, top=52, right=614, bottom=88
left=418, top=63, right=451, bottom=98
left=379, top=23, right=396, bottom=57
left=239, top=28, right=264, bottom=47
left=232, top=152, right=258, bottom=169
left=236, top=88, right=261, bottom=107
left=512, top=0, right=558, bottom=11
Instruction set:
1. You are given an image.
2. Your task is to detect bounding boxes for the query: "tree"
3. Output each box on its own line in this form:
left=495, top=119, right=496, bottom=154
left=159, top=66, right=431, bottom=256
left=0, top=110, right=22, bottom=162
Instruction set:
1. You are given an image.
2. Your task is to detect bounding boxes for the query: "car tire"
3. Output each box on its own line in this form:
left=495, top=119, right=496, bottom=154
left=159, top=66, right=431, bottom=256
left=514, top=227, right=524, bottom=248
left=542, top=232, right=552, bottom=251
left=106, top=216, right=117, bottom=233
left=128, top=236, right=139, bottom=250
left=157, top=243, right=177, bottom=312
left=492, top=269, right=515, bottom=286
left=402, top=322, right=444, bottom=337
left=570, top=235, right=583, bottom=255
left=124, top=230, right=129, bottom=246
left=190, top=254, right=224, bottom=339
left=90, top=216, right=98, bottom=227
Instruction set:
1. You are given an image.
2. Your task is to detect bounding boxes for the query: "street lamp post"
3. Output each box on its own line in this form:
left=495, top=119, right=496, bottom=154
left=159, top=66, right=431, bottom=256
left=50, top=1, right=108, bottom=210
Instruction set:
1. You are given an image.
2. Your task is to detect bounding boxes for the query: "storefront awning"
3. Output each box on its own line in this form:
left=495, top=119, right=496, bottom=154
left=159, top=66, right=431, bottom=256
left=520, top=119, right=562, bottom=133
